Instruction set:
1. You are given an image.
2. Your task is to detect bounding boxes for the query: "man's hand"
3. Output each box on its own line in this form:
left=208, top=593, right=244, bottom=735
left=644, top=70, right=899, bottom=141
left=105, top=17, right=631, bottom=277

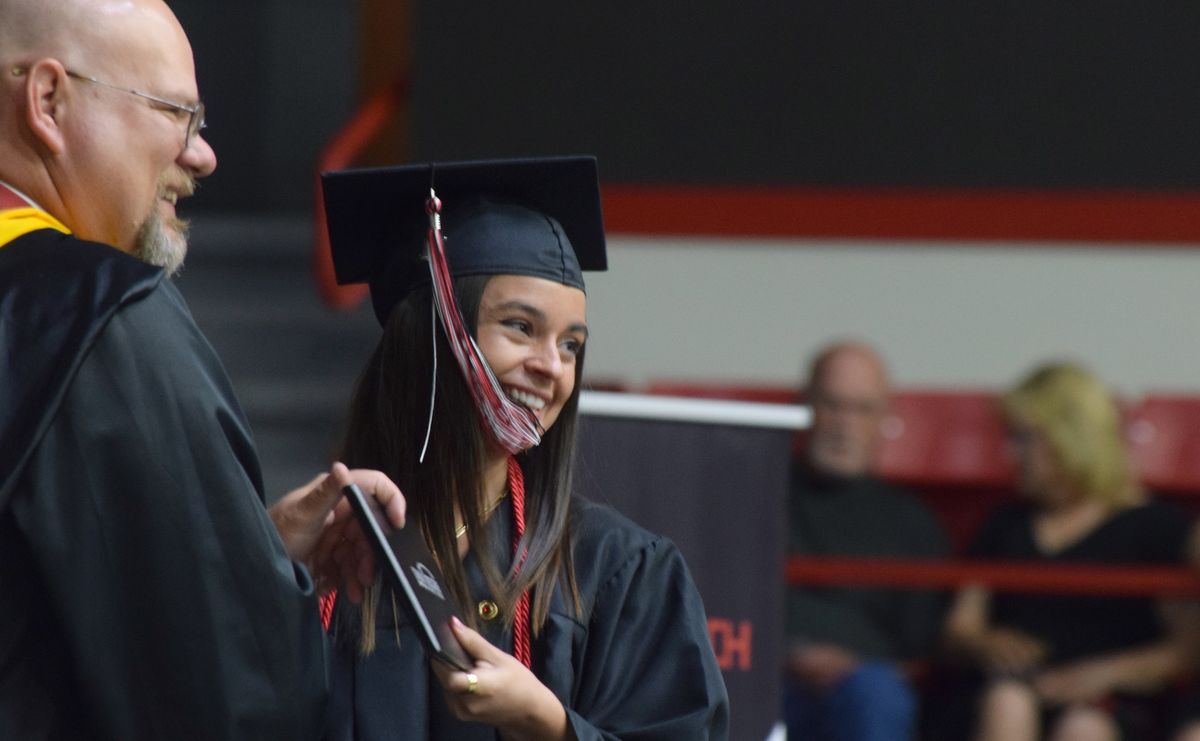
left=268, top=462, right=405, bottom=603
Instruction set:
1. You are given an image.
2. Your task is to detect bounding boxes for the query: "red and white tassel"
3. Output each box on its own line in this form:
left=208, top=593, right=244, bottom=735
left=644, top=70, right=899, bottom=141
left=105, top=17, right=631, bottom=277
left=421, top=189, right=541, bottom=456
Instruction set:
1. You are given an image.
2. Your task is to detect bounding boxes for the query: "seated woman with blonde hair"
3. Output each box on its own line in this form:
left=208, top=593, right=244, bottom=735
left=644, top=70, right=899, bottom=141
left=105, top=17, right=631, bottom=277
left=941, top=362, right=1195, bottom=741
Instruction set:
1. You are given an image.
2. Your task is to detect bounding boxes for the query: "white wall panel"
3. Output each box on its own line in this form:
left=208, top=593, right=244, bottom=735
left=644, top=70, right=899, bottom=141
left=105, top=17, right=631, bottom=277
left=582, top=236, right=1200, bottom=395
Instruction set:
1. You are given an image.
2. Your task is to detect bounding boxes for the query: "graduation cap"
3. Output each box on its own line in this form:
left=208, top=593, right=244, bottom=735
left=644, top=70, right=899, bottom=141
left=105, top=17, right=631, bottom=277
left=322, top=155, right=607, bottom=326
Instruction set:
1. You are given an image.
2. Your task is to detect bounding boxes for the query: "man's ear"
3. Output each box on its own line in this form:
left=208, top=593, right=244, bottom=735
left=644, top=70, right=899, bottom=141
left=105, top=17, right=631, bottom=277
left=22, top=59, right=69, bottom=155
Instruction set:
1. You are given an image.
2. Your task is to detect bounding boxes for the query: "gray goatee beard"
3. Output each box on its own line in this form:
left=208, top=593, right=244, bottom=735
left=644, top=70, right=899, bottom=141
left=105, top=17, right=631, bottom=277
left=133, top=209, right=189, bottom=277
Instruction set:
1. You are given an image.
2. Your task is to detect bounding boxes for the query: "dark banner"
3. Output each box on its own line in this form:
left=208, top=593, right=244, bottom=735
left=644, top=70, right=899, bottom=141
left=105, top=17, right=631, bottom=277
left=575, top=415, right=791, bottom=741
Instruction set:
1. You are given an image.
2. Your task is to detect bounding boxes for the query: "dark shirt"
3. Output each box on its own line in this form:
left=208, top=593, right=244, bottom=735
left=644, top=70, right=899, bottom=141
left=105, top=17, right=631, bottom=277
left=786, top=461, right=949, bottom=662
left=0, top=231, right=329, bottom=740
left=968, top=499, right=1192, bottom=664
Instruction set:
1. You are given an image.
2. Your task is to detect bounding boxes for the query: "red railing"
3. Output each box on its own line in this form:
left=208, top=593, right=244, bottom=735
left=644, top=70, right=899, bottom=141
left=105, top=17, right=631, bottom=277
left=787, top=555, right=1200, bottom=597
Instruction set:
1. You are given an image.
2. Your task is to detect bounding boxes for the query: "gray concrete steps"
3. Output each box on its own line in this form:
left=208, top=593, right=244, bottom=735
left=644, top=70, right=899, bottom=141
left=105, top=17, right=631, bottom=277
left=176, top=213, right=379, bottom=498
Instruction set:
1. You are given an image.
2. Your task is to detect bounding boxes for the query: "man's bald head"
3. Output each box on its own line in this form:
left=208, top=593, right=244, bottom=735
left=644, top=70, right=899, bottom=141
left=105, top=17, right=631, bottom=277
left=0, top=0, right=211, bottom=274
left=804, top=341, right=892, bottom=479
left=0, top=0, right=190, bottom=81
left=0, top=0, right=67, bottom=63
left=808, top=342, right=890, bottom=397
left=2, top=0, right=123, bottom=68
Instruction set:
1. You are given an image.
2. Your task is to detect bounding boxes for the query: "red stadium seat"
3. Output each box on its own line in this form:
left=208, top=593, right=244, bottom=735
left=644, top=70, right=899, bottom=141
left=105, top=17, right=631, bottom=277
left=641, top=383, right=1013, bottom=487
left=876, top=390, right=1011, bottom=488
left=1126, top=396, right=1200, bottom=495
left=634, top=382, right=1200, bottom=550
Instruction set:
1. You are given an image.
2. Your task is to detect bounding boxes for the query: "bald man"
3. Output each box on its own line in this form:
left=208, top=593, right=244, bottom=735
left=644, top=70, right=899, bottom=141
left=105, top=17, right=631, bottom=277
left=0, top=2, right=400, bottom=738
left=783, top=342, right=948, bottom=741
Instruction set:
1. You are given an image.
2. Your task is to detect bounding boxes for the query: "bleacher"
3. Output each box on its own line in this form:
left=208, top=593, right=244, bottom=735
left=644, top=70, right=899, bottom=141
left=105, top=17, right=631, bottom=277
left=635, top=381, right=1200, bottom=553
left=617, top=379, right=1200, bottom=739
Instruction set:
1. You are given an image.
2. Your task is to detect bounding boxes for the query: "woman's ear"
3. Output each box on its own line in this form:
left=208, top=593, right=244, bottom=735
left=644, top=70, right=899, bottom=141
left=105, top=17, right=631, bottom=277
left=21, top=59, right=69, bottom=155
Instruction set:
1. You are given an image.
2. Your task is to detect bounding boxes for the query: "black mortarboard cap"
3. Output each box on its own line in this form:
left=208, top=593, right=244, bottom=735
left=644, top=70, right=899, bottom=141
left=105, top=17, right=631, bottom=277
left=322, top=155, right=607, bottom=325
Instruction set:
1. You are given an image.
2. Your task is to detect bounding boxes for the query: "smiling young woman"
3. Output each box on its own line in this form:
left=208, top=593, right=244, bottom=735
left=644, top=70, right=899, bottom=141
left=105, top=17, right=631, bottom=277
left=320, top=156, right=729, bottom=740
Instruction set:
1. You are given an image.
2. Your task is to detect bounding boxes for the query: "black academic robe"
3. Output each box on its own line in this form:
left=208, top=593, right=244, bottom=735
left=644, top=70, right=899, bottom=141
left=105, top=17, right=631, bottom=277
left=0, top=230, right=329, bottom=740
left=326, top=497, right=730, bottom=740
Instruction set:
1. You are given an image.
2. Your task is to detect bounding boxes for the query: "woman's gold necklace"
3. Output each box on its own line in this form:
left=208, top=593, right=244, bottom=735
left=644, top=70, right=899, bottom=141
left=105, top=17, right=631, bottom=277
left=455, top=489, right=509, bottom=539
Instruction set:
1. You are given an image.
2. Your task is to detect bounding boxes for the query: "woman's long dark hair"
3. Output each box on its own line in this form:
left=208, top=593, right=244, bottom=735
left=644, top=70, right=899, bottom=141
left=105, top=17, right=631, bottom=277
left=339, top=275, right=582, bottom=651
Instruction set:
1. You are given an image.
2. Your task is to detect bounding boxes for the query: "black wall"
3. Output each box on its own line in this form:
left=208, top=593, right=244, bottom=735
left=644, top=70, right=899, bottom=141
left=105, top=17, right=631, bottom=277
left=171, top=0, right=358, bottom=213
left=171, top=2, right=1200, bottom=207
left=409, top=1, right=1200, bottom=188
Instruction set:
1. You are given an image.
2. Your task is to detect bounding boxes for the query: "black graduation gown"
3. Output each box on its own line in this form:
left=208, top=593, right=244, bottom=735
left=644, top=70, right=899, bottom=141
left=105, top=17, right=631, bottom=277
left=0, top=231, right=329, bottom=740
left=326, top=497, right=730, bottom=740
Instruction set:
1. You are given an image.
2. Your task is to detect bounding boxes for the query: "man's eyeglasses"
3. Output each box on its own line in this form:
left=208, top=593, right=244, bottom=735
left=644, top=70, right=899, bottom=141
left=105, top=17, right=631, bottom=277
left=11, top=66, right=207, bottom=149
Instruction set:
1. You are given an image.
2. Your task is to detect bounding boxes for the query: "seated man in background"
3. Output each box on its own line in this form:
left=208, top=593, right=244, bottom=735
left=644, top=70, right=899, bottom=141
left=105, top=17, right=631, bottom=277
left=784, top=340, right=949, bottom=741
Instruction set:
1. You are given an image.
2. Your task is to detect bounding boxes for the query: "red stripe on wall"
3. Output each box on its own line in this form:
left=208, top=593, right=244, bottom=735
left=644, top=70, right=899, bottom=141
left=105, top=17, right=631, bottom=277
left=601, top=186, right=1200, bottom=244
